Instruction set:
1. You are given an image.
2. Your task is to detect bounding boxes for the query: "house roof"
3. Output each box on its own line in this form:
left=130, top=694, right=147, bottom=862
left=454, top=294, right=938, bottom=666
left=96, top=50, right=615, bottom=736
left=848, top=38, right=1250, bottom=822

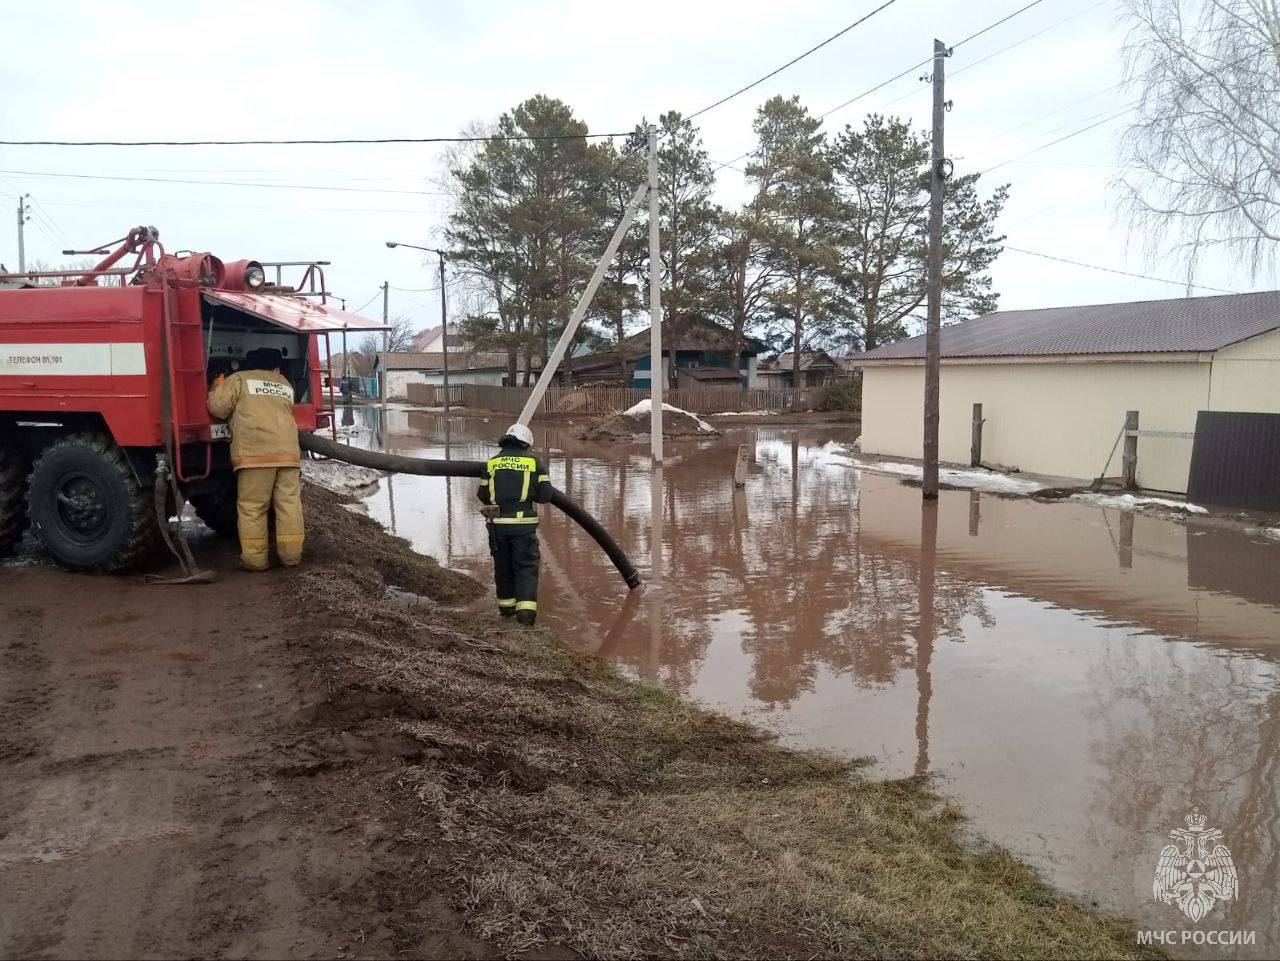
left=769, top=350, right=840, bottom=370
left=410, top=323, right=466, bottom=352
left=410, top=325, right=441, bottom=351
left=858, top=291, right=1280, bottom=361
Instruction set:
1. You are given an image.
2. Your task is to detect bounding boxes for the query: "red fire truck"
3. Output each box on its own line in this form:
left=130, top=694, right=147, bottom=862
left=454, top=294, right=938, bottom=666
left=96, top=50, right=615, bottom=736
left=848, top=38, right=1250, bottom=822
left=0, top=226, right=384, bottom=571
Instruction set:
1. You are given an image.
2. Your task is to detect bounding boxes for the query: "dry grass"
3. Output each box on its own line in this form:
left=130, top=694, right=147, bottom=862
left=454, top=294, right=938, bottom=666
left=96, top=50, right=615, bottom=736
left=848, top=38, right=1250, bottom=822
left=296, top=487, right=1160, bottom=960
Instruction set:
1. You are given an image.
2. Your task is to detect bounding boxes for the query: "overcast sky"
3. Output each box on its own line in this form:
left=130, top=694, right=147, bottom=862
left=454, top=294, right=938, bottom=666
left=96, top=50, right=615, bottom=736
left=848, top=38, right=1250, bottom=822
left=0, top=0, right=1266, bottom=334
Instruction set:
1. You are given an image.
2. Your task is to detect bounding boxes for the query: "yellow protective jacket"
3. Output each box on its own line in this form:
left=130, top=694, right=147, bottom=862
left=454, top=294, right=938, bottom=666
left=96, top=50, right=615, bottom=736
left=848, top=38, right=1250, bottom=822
left=207, top=369, right=301, bottom=470
left=476, top=444, right=553, bottom=534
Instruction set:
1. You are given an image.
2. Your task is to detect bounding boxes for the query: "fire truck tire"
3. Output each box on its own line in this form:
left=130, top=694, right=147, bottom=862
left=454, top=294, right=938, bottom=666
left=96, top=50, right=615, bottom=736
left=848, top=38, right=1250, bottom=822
left=190, top=484, right=238, bottom=539
left=0, top=445, right=29, bottom=557
left=27, top=433, right=157, bottom=572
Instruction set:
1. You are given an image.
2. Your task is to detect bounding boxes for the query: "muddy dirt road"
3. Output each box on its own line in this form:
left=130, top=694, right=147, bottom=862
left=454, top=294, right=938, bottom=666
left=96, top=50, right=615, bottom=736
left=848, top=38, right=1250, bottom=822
left=0, top=533, right=484, bottom=960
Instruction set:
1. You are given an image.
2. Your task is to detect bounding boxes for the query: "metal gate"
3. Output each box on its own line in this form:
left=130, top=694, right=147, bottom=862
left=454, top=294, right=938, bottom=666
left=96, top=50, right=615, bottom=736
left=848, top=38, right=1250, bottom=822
left=1187, top=411, right=1280, bottom=511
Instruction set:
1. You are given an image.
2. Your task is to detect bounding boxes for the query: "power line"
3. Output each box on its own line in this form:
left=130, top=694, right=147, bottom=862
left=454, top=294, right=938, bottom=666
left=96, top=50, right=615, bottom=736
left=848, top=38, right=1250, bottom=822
left=712, top=0, right=1054, bottom=172
left=976, top=105, right=1136, bottom=175
left=1003, top=245, right=1238, bottom=293
left=687, top=0, right=902, bottom=120
left=0, top=168, right=447, bottom=197
left=350, top=291, right=382, bottom=313
left=876, top=0, right=1110, bottom=112
left=822, top=0, right=1050, bottom=121
left=0, top=132, right=631, bottom=148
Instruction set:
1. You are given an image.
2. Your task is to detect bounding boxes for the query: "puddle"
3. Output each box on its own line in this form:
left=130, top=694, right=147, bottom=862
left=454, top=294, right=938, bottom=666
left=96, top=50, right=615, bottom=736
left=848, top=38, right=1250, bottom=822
left=339, top=404, right=1280, bottom=958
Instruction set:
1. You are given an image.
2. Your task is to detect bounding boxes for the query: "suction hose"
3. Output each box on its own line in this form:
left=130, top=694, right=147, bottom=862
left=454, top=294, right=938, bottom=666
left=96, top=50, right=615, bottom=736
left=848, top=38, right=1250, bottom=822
left=300, top=431, right=642, bottom=591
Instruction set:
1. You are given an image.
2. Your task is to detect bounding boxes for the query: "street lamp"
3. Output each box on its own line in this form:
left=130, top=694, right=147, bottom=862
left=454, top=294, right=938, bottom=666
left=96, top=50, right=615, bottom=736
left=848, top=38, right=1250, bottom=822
left=386, top=241, right=450, bottom=415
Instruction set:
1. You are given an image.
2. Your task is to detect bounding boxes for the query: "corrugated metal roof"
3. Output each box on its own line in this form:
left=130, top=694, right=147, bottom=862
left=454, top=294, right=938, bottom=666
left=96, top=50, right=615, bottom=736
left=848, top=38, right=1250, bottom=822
left=772, top=350, right=840, bottom=370
left=858, top=291, right=1280, bottom=361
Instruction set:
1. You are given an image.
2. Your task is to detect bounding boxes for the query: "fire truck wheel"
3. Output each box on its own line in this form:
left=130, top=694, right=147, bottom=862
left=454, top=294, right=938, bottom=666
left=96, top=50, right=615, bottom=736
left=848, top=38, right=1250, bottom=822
left=27, top=433, right=157, bottom=572
left=189, top=484, right=238, bottom=539
left=0, top=445, right=29, bottom=557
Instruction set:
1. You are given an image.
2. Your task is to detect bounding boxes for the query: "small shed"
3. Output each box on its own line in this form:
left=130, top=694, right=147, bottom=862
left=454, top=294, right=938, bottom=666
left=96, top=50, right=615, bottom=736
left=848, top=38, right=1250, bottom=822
left=855, top=292, right=1280, bottom=494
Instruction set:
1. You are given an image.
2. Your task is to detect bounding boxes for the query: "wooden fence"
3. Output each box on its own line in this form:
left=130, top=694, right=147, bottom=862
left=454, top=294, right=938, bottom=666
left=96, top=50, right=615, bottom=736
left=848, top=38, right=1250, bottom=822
left=405, top=383, right=822, bottom=415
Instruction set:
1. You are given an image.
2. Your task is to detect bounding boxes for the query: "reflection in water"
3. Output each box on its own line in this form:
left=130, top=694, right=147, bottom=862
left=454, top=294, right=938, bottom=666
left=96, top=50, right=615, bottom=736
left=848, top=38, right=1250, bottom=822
left=648, top=464, right=665, bottom=683
left=342, top=407, right=1280, bottom=958
left=915, top=501, right=937, bottom=777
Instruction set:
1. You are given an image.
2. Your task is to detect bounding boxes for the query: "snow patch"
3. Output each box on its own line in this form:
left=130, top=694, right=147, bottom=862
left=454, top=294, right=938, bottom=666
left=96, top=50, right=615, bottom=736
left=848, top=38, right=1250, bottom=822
left=1070, top=492, right=1209, bottom=515
left=854, top=459, right=1042, bottom=495
left=712, top=411, right=778, bottom=417
left=302, top=459, right=382, bottom=494
left=622, top=399, right=716, bottom=433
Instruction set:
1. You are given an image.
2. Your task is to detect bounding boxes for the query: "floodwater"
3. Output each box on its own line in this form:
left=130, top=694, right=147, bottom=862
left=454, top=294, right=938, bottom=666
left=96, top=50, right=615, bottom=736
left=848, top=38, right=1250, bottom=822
left=341, top=405, right=1279, bottom=958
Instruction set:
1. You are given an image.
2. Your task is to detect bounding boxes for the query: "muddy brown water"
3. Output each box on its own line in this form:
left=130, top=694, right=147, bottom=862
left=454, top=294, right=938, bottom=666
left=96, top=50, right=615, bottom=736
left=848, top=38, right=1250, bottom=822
left=341, top=406, right=1279, bottom=959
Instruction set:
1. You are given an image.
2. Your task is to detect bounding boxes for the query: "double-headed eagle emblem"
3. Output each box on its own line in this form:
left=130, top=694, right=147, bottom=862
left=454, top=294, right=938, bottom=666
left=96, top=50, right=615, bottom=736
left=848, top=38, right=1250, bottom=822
left=1153, top=808, right=1238, bottom=923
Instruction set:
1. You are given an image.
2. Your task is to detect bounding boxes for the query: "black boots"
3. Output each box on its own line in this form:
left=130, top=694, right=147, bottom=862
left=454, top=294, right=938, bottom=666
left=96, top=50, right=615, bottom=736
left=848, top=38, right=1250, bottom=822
left=515, top=610, right=536, bottom=628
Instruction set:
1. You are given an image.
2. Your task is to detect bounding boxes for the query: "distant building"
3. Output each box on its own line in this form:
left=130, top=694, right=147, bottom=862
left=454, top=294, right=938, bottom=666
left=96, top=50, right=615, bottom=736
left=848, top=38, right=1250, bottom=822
left=758, top=349, right=846, bottom=388
left=410, top=323, right=469, bottom=353
left=561, top=314, right=766, bottom=389
left=854, top=292, right=1280, bottom=495
left=375, top=350, right=534, bottom=398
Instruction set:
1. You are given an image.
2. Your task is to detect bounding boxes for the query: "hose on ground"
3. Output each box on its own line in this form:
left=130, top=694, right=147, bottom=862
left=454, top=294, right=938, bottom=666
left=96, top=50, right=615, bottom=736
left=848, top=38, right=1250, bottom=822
left=300, top=431, right=642, bottom=591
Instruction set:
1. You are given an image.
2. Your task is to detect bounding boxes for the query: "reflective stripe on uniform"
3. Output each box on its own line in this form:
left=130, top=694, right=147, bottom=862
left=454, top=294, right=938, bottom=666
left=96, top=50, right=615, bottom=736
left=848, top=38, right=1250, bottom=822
left=537, top=474, right=550, bottom=483
left=520, top=468, right=530, bottom=501
left=497, top=597, right=516, bottom=607
left=493, top=515, right=538, bottom=524
left=515, top=600, right=538, bottom=612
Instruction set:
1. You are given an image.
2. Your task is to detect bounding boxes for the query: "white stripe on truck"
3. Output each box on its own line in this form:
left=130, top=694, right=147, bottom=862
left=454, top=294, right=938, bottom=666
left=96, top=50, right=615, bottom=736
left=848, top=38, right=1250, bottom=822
left=0, top=342, right=146, bottom=377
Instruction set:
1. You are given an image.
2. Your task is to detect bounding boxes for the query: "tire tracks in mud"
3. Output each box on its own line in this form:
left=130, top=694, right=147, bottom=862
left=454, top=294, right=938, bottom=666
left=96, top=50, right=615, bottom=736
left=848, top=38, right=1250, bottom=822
left=0, top=538, right=487, bottom=960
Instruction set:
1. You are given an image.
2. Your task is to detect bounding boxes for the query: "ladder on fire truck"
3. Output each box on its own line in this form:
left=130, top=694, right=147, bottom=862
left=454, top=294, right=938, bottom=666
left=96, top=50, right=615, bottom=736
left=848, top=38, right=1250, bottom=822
left=159, top=279, right=213, bottom=483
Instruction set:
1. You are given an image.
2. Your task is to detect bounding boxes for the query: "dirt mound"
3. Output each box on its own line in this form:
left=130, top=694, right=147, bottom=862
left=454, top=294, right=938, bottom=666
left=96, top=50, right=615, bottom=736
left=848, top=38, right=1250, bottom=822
left=580, top=400, right=720, bottom=442
left=303, top=484, right=483, bottom=605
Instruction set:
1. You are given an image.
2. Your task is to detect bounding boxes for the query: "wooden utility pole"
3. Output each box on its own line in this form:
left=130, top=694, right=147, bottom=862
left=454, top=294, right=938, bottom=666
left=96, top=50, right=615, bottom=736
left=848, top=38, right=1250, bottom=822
left=922, top=38, right=948, bottom=499
left=647, top=124, right=664, bottom=464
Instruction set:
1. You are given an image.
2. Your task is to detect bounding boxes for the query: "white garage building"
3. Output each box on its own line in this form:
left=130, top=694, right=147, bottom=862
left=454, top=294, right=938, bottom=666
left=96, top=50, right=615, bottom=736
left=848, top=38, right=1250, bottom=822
left=857, top=292, right=1280, bottom=493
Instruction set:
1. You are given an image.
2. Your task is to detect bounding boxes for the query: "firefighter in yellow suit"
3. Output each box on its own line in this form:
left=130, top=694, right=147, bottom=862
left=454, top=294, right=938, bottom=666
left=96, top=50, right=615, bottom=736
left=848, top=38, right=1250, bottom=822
left=207, top=347, right=304, bottom=572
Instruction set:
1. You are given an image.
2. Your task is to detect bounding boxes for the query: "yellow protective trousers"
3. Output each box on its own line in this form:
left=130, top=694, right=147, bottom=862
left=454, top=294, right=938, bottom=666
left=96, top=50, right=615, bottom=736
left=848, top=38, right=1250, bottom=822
left=236, top=467, right=304, bottom=571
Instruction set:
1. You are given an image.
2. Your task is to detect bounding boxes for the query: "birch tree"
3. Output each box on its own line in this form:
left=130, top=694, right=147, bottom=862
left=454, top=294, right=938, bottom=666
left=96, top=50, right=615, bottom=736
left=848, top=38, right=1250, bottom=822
left=1118, top=0, right=1280, bottom=277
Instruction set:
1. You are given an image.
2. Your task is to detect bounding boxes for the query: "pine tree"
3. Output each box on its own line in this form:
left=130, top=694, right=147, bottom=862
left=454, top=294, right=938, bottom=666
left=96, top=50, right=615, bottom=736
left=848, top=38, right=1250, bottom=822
left=655, top=112, right=722, bottom=388
left=445, top=96, right=607, bottom=385
left=748, top=96, right=839, bottom=407
left=828, top=115, right=1007, bottom=352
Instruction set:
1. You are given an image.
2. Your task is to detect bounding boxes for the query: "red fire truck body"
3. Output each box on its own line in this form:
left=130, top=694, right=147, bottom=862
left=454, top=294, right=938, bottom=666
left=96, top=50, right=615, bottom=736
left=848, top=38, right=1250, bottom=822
left=0, top=227, right=382, bottom=571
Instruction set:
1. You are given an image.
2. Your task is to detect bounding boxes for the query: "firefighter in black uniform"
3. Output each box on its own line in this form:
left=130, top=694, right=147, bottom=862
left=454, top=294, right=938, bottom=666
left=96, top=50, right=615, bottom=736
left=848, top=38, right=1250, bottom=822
left=477, top=423, right=553, bottom=626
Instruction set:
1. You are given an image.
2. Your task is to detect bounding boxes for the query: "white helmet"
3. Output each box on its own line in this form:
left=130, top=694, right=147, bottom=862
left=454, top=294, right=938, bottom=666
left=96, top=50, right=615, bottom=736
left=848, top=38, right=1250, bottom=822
left=502, top=422, right=534, bottom=447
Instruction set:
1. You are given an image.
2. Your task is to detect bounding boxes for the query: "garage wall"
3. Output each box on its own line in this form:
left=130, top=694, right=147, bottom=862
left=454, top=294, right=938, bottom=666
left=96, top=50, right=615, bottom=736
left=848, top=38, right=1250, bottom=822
left=385, top=369, right=428, bottom=399
left=1208, top=329, right=1280, bottom=413
left=860, top=359, right=1212, bottom=492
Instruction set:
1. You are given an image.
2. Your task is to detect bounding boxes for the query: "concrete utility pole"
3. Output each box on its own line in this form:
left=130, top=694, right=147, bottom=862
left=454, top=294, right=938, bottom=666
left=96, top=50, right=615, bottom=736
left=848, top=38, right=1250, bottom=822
left=16, top=195, right=30, bottom=273
left=437, top=253, right=451, bottom=416
left=647, top=124, right=664, bottom=464
left=515, top=183, right=648, bottom=425
left=381, top=281, right=389, bottom=413
left=922, top=39, right=948, bottom=500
